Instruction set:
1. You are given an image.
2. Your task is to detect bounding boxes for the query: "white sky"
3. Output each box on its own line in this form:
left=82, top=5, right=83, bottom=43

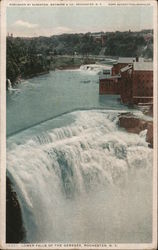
left=7, top=6, right=153, bottom=37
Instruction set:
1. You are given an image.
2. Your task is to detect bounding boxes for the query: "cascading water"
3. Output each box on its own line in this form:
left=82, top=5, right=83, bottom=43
left=7, top=110, right=152, bottom=243
left=7, top=79, right=13, bottom=90
left=80, top=64, right=112, bottom=75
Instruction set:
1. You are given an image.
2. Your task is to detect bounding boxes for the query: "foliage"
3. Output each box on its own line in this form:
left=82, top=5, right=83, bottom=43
left=6, top=29, right=153, bottom=85
left=104, top=31, right=147, bottom=57
left=7, top=37, right=49, bottom=84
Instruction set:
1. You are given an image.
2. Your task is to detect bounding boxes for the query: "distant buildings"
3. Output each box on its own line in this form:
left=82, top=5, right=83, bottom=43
left=91, top=33, right=106, bottom=46
left=99, top=57, right=153, bottom=105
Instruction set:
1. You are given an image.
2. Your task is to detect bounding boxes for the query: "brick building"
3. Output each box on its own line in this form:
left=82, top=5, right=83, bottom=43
left=132, top=62, right=153, bottom=104
left=99, top=75, right=121, bottom=95
left=119, top=64, right=133, bottom=103
left=112, top=57, right=136, bottom=75
left=99, top=57, right=153, bottom=105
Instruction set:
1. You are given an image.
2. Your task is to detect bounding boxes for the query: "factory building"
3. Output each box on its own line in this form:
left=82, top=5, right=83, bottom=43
left=99, top=57, right=153, bottom=105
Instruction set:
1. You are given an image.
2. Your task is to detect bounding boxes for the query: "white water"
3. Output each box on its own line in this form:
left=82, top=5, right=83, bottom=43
left=7, top=110, right=152, bottom=243
left=7, top=79, right=13, bottom=90
left=80, top=64, right=112, bottom=75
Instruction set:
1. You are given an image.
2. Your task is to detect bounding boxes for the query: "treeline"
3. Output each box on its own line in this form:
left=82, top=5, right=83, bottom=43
left=7, top=29, right=153, bottom=84
left=10, top=30, right=152, bottom=57
left=7, top=38, right=50, bottom=84
left=51, top=30, right=153, bottom=57
left=104, top=31, right=153, bottom=58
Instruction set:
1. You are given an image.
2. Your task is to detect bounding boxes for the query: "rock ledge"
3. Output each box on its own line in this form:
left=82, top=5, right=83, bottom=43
left=118, top=113, right=153, bottom=148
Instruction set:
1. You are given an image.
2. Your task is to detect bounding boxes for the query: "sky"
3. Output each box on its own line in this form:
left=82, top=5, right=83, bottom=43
left=7, top=5, right=153, bottom=37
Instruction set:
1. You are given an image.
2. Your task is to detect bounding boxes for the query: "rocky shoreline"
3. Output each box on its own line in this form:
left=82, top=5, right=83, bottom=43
left=118, top=113, right=153, bottom=148
left=23, top=70, right=50, bottom=80
left=56, top=65, right=81, bottom=70
left=6, top=177, right=25, bottom=243
left=7, top=70, right=50, bottom=90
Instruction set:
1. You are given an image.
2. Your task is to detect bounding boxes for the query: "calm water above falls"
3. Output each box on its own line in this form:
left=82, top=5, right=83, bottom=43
left=7, top=69, right=127, bottom=136
left=7, top=69, right=152, bottom=243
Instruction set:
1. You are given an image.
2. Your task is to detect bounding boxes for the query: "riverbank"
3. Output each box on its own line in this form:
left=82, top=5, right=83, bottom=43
left=7, top=70, right=50, bottom=90
left=118, top=113, right=153, bottom=148
left=50, top=56, right=95, bottom=71
left=7, top=56, right=97, bottom=90
left=22, top=70, right=50, bottom=80
left=17, top=70, right=50, bottom=84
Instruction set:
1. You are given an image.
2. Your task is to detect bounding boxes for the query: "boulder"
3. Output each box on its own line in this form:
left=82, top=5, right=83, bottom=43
left=119, top=113, right=153, bottom=147
left=6, top=176, right=25, bottom=243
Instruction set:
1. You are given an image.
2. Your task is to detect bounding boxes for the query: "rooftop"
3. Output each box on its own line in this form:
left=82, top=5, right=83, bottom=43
left=118, top=57, right=136, bottom=64
left=133, top=62, right=153, bottom=71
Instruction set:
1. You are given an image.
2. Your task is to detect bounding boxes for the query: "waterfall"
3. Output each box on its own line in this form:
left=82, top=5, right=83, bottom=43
left=7, top=110, right=152, bottom=243
left=80, top=64, right=112, bottom=75
left=7, top=79, right=13, bottom=90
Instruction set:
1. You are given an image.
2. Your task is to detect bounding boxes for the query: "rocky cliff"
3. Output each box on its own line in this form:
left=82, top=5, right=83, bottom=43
left=6, top=177, right=25, bottom=243
left=119, top=113, right=153, bottom=148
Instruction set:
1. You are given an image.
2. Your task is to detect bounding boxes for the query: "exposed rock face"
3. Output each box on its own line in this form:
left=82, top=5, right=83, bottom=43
left=6, top=176, right=25, bottom=243
left=137, top=103, right=153, bottom=117
left=119, top=113, right=153, bottom=148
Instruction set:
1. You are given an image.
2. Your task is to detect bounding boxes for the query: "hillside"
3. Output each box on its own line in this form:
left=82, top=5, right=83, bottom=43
left=6, top=29, right=153, bottom=86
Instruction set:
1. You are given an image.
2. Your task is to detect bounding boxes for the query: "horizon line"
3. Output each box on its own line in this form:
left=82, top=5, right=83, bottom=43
left=7, top=28, right=153, bottom=38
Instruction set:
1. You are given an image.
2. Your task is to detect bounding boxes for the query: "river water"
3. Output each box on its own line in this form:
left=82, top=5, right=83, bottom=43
left=7, top=68, right=153, bottom=243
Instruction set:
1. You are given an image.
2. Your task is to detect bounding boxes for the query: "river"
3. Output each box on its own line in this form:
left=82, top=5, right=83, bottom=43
left=6, top=68, right=152, bottom=243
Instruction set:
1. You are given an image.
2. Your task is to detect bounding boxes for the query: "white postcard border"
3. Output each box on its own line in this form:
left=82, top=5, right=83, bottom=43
left=0, top=0, right=157, bottom=249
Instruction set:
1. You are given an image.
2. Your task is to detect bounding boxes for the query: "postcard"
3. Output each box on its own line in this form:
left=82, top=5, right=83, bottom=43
left=0, top=0, right=157, bottom=249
